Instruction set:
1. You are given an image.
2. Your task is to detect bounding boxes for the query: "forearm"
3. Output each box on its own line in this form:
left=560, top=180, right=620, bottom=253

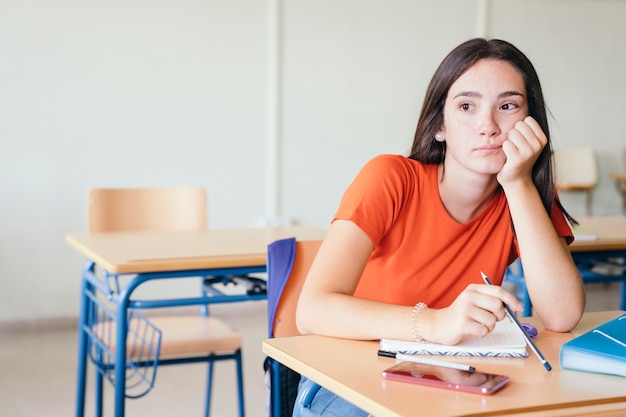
left=295, top=220, right=417, bottom=341
left=503, top=181, right=585, bottom=331
left=296, top=292, right=414, bottom=341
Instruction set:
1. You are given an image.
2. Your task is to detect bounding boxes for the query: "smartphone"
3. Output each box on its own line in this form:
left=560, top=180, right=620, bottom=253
left=381, top=361, right=509, bottom=395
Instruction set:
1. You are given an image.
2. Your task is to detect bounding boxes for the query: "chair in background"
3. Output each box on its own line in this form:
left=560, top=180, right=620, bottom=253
left=554, top=146, right=598, bottom=215
left=610, top=148, right=626, bottom=213
left=265, top=237, right=323, bottom=417
left=87, top=187, right=208, bottom=232
left=83, top=187, right=245, bottom=417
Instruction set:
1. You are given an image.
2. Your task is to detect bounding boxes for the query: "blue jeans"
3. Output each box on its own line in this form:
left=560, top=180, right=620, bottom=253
left=296, top=377, right=370, bottom=417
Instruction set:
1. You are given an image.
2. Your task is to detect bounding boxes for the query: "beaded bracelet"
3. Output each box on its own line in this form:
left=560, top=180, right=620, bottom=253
left=410, top=302, right=428, bottom=341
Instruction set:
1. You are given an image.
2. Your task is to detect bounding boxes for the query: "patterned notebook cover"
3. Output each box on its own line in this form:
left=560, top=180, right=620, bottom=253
left=380, top=318, right=528, bottom=357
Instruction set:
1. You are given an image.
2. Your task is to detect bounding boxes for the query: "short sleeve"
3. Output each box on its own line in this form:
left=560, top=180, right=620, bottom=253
left=333, top=154, right=417, bottom=246
left=551, top=201, right=575, bottom=245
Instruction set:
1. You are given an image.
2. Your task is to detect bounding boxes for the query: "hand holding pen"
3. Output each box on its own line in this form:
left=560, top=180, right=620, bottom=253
left=481, top=271, right=552, bottom=371
left=425, top=278, right=524, bottom=345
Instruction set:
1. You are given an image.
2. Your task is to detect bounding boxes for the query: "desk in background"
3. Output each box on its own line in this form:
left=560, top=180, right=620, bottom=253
left=573, top=216, right=626, bottom=309
left=67, top=225, right=326, bottom=417
left=507, top=216, right=626, bottom=315
left=572, top=216, right=626, bottom=252
left=264, top=311, right=626, bottom=417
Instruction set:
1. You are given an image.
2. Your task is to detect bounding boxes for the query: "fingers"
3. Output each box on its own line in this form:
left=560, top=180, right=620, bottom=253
left=433, top=305, right=494, bottom=345
left=498, top=116, right=547, bottom=185
left=457, top=284, right=522, bottom=325
left=437, top=284, right=523, bottom=344
left=522, top=116, right=548, bottom=144
left=505, top=116, right=547, bottom=157
left=474, top=283, right=523, bottom=312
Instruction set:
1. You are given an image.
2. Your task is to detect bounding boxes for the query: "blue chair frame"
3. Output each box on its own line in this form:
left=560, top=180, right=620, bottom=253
left=76, top=261, right=265, bottom=417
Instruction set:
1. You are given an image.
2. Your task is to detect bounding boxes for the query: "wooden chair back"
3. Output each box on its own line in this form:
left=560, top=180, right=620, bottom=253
left=87, top=187, right=207, bottom=232
left=554, top=146, right=598, bottom=215
left=554, top=146, right=598, bottom=191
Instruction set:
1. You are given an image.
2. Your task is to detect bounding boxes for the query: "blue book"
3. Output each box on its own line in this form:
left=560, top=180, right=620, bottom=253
left=560, top=313, right=626, bottom=377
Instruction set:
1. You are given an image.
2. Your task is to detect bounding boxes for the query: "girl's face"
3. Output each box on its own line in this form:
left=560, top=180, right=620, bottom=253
left=441, top=58, right=528, bottom=176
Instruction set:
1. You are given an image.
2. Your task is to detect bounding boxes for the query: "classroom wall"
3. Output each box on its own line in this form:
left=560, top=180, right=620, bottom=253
left=1, top=0, right=624, bottom=324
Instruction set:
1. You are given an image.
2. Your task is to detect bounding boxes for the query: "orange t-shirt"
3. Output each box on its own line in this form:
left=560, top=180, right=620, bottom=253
left=334, top=154, right=573, bottom=309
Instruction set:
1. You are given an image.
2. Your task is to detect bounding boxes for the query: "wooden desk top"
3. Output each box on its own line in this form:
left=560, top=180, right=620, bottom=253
left=66, top=217, right=625, bottom=272
left=66, top=226, right=326, bottom=274
left=571, top=216, right=626, bottom=252
left=264, top=311, right=626, bottom=417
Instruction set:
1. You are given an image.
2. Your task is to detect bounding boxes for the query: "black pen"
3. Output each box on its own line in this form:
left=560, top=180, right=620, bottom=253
left=480, top=271, right=552, bottom=371
left=378, top=350, right=476, bottom=372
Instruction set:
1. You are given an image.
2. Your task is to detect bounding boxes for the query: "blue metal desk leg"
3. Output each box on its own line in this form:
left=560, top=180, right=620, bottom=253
left=114, top=298, right=130, bottom=417
left=75, top=262, right=96, bottom=417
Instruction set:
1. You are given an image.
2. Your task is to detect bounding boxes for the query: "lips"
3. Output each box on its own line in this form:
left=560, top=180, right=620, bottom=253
left=476, top=145, right=503, bottom=151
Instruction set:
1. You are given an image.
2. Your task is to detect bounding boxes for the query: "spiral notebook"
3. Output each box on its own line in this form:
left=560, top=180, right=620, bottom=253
left=380, top=318, right=528, bottom=357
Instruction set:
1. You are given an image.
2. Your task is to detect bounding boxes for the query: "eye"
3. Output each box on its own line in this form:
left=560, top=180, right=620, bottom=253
left=460, top=103, right=474, bottom=111
left=501, top=102, right=519, bottom=111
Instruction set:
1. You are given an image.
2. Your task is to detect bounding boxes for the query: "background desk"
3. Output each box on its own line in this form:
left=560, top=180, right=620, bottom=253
left=263, top=311, right=626, bottom=417
left=571, top=216, right=626, bottom=310
left=68, top=225, right=326, bottom=417
left=572, top=216, right=626, bottom=252
left=507, top=216, right=626, bottom=314
left=67, top=226, right=327, bottom=274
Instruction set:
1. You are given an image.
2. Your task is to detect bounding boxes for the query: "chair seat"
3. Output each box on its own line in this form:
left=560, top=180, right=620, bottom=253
left=93, top=315, right=242, bottom=358
left=154, top=315, right=242, bottom=356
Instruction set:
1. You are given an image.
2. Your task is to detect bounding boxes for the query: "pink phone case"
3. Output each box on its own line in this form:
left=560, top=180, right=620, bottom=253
left=381, top=361, right=509, bottom=395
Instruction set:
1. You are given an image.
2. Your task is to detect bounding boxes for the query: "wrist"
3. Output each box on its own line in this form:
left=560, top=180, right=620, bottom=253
left=410, top=302, right=429, bottom=341
left=500, top=177, right=535, bottom=195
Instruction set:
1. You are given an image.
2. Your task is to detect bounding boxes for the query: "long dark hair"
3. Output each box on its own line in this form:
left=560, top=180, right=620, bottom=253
left=409, top=38, right=575, bottom=224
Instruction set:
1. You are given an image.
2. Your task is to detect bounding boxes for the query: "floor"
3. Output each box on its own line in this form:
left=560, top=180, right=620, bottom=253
left=0, top=283, right=622, bottom=417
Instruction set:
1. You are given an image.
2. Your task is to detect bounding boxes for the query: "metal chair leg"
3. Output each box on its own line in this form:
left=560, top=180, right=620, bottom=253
left=204, top=361, right=214, bottom=417
left=236, top=350, right=246, bottom=417
left=95, top=368, right=104, bottom=417
left=585, top=190, right=593, bottom=216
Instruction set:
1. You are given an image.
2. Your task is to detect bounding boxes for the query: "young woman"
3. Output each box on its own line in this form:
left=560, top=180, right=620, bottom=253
left=295, top=38, right=586, bottom=416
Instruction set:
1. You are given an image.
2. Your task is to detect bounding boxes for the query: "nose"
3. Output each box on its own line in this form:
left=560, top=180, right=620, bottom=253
left=479, top=110, right=501, bottom=138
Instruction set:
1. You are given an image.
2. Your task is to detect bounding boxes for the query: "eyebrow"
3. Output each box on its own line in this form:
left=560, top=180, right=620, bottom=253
left=453, top=91, right=525, bottom=100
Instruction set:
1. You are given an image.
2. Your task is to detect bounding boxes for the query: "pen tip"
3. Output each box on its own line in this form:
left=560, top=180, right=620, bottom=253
left=480, top=271, right=487, bottom=278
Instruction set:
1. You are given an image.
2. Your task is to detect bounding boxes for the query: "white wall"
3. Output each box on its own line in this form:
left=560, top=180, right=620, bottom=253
left=1, top=0, right=624, bottom=323
left=488, top=0, right=626, bottom=216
